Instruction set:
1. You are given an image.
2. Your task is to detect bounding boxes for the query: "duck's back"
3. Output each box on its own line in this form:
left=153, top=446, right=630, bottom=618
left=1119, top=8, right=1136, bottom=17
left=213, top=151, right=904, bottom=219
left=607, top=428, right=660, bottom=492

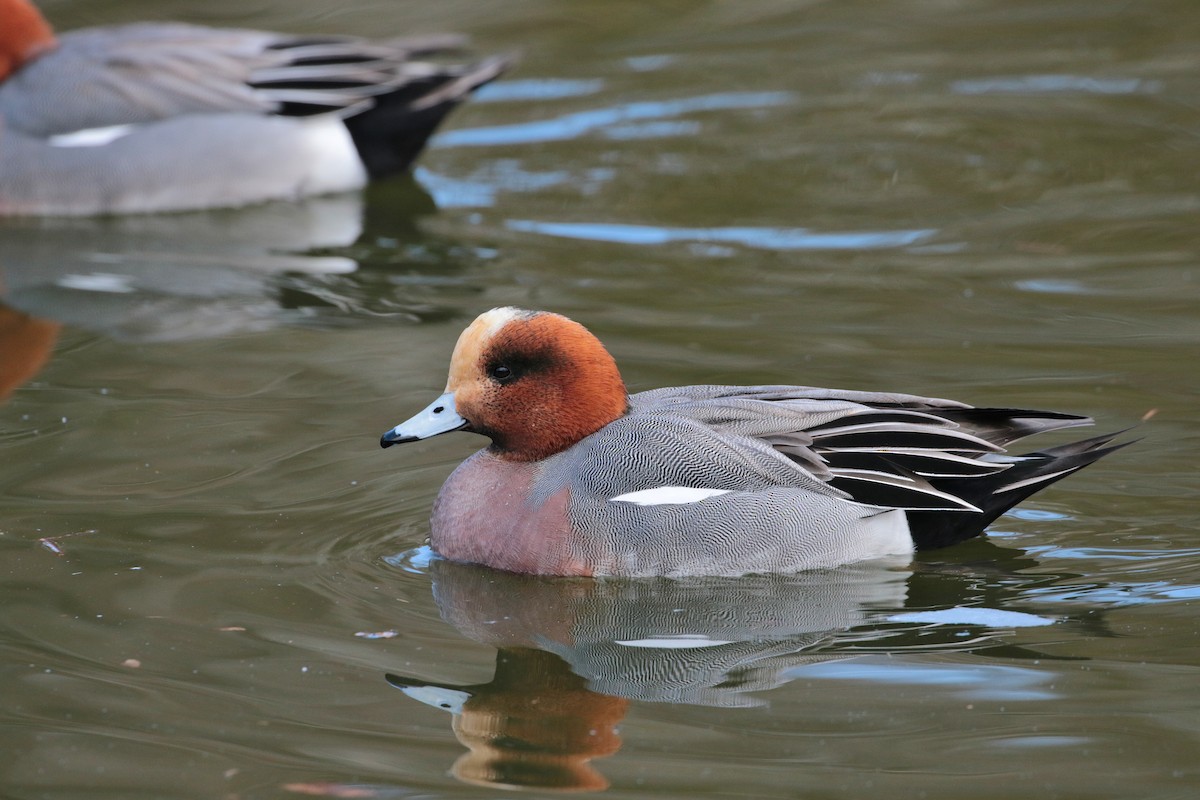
left=0, top=24, right=279, bottom=135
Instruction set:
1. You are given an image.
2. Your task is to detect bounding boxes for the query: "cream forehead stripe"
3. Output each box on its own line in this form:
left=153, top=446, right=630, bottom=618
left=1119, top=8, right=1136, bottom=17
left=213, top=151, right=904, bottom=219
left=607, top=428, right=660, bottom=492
left=444, top=307, right=527, bottom=391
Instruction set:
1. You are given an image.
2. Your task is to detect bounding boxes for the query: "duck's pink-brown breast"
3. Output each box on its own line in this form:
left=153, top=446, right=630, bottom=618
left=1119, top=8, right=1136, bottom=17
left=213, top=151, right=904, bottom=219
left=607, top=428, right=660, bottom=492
left=430, top=449, right=592, bottom=576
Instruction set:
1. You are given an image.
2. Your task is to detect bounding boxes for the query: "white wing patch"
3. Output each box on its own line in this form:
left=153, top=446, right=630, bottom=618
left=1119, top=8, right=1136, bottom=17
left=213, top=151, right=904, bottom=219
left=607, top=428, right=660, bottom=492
left=56, top=272, right=136, bottom=293
left=49, top=125, right=136, bottom=148
left=609, top=486, right=732, bottom=506
left=614, top=634, right=735, bottom=649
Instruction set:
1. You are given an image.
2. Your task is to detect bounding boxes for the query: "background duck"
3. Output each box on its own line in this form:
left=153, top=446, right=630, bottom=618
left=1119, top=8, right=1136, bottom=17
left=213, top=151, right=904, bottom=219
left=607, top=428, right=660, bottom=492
left=0, top=0, right=510, bottom=215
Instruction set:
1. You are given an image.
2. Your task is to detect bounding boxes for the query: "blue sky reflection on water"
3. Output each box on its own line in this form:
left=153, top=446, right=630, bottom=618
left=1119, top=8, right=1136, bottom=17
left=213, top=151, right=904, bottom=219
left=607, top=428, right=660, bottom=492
left=950, top=74, right=1161, bottom=95
left=434, top=91, right=793, bottom=147
left=505, top=219, right=936, bottom=251
left=792, top=660, right=1059, bottom=702
left=472, top=77, right=606, bottom=103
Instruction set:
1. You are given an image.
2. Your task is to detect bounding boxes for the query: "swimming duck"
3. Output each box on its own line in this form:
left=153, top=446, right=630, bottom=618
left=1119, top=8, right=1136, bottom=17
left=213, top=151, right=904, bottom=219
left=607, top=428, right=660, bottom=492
left=381, top=308, right=1126, bottom=577
left=0, top=0, right=509, bottom=215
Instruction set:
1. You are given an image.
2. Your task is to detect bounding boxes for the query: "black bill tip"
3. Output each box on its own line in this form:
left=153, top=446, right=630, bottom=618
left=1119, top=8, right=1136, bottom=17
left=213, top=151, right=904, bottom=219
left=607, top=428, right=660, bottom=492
left=380, top=431, right=417, bottom=449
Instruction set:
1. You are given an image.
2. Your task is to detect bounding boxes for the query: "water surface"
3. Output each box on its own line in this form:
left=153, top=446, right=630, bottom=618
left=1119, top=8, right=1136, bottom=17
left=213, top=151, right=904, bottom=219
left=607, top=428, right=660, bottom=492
left=2, top=1, right=1198, bottom=797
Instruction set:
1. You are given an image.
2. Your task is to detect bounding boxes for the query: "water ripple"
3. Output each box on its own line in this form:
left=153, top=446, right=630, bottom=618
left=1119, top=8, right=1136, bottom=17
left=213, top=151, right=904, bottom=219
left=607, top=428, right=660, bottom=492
left=604, top=120, right=702, bottom=139
left=473, top=78, right=606, bottom=102
left=505, top=219, right=935, bottom=251
left=415, top=163, right=616, bottom=208
left=951, top=74, right=1162, bottom=95
left=626, top=55, right=676, bottom=72
left=1015, top=279, right=1097, bottom=295
left=382, top=545, right=437, bottom=574
left=434, top=91, right=793, bottom=147
left=888, top=607, right=1057, bottom=628
left=1027, top=546, right=1200, bottom=562
left=1026, top=580, right=1200, bottom=607
left=792, top=660, right=1059, bottom=701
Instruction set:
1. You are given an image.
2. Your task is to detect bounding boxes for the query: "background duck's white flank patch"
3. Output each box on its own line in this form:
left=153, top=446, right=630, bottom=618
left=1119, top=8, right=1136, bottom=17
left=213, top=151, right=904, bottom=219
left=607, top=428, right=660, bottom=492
left=298, top=117, right=369, bottom=194
left=49, top=125, right=136, bottom=148
left=610, top=486, right=732, bottom=506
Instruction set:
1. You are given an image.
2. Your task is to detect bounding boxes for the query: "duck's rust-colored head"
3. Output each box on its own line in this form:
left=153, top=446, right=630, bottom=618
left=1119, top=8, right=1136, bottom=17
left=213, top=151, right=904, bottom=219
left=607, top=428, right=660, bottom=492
left=381, top=308, right=629, bottom=461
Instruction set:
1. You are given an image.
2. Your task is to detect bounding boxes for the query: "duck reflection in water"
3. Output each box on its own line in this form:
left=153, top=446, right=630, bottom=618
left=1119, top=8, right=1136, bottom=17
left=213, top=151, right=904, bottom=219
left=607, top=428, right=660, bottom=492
left=387, top=554, right=916, bottom=791
left=0, top=195, right=373, bottom=343
left=386, top=545, right=1096, bottom=791
left=0, top=299, right=58, bottom=402
left=391, top=648, right=626, bottom=792
left=0, top=197, right=374, bottom=402
left=0, top=185, right=441, bottom=394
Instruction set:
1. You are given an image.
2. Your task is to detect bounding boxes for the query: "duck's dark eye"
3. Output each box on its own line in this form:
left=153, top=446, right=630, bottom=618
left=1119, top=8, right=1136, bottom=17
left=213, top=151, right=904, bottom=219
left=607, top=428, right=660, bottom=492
left=489, top=364, right=516, bottom=384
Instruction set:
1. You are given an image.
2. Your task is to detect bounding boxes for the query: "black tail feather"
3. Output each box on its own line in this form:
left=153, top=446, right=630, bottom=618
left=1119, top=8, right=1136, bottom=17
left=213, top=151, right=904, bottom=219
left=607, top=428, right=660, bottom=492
left=905, top=432, right=1133, bottom=550
left=925, top=407, right=1094, bottom=447
left=344, top=56, right=512, bottom=177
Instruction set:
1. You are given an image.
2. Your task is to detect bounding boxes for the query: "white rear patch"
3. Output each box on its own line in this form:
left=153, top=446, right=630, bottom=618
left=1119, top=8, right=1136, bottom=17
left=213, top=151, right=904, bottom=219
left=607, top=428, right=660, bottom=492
left=298, top=117, right=369, bottom=194
left=610, top=486, right=732, bottom=506
left=856, top=509, right=915, bottom=559
left=49, top=125, right=135, bottom=148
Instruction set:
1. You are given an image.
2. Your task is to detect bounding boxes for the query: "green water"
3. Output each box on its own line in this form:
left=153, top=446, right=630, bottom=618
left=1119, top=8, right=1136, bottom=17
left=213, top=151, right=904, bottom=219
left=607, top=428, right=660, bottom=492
left=2, top=1, right=1198, bottom=797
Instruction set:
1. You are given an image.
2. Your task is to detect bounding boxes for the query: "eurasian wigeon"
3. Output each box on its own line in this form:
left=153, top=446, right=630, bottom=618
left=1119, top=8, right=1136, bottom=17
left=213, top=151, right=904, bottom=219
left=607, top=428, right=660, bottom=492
left=381, top=307, right=1127, bottom=577
left=0, top=0, right=510, bottom=215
